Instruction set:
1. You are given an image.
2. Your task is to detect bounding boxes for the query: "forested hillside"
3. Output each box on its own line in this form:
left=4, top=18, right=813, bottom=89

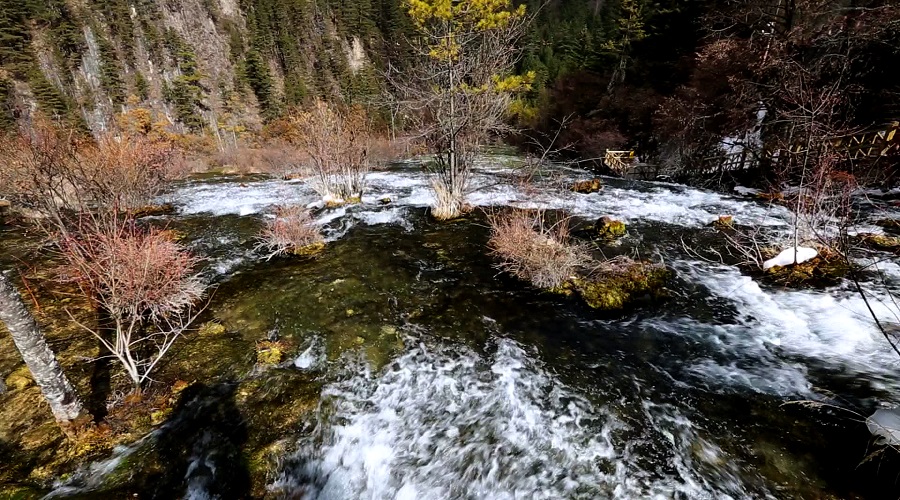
left=1, top=0, right=898, bottom=177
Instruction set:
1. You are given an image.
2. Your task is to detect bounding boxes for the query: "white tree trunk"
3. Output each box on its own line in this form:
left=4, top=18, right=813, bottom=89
left=0, top=272, right=85, bottom=423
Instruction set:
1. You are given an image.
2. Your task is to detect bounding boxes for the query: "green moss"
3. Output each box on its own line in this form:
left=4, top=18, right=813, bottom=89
left=290, top=241, right=325, bottom=257
left=595, top=216, right=626, bottom=239
left=553, top=262, right=670, bottom=310
left=256, top=341, right=284, bottom=365
left=859, top=233, right=900, bottom=251
left=4, top=365, right=33, bottom=391
left=763, top=257, right=848, bottom=288
left=198, top=321, right=226, bottom=336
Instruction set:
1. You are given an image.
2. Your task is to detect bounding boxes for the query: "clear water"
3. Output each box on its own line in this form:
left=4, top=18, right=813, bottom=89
left=24, top=155, right=900, bottom=498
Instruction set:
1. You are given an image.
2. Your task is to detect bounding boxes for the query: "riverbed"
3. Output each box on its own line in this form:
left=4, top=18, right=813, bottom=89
left=4, top=153, right=900, bottom=498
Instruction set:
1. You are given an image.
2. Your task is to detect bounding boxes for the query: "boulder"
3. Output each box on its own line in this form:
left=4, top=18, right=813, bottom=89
left=595, top=216, right=626, bottom=239
left=572, top=178, right=603, bottom=194
left=711, top=215, right=734, bottom=230
left=858, top=233, right=900, bottom=251
left=554, top=261, right=670, bottom=310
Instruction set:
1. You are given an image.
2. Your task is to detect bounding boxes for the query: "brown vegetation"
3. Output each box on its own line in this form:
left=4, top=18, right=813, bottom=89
left=0, top=122, right=186, bottom=229
left=59, top=217, right=206, bottom=388
left=256, top=205, right=324, bottom=260
left=281, top=100, right=371, bottom=203
left=488, top=210, right=589, bottom=289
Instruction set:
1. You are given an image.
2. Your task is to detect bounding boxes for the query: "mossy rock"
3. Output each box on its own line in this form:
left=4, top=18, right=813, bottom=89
left=256, top=341, right=285, bottom=365
left=289, top=241, right=325, bottom=257
left=131, top=203, right=175, bottom=218
left=198, top=321, right=226, bottom=336
left=762, top=257, right=848, bottom=288
left=572, top=178, right=603, bottom=194
left=595, top=216, right=626, bottom=239
left=858, top=233, right=900, bottom=251
left=710, top=215, right=734, bottom=230
left=4, top=365, right=34, bottom=391
left=379, top=197, right=392, bottom=205
left=555, top=262, right=671, bottom=310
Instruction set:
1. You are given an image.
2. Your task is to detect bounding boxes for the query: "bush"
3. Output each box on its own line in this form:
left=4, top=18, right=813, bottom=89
left=257, top=205, right=324, bottom=259
left=59, top=217, right=205, bottom=387
left=0, top=122, right=185, bottom=226
left=488, top=209, right=590, bottom=289
left=284, top=100, right=370, bottom=204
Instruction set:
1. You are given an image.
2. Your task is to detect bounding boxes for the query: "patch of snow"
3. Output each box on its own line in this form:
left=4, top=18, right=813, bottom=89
left=762, top=247, right=818, bottom=270
left=868, top=408, right=900, bottom=445
left=733, top=186, right=760, bottom=196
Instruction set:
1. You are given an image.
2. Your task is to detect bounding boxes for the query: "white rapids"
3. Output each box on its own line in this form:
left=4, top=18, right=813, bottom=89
left=270, top=339, right=764, bottom=499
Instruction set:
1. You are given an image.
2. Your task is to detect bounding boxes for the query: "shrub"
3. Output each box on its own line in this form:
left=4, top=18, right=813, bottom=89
left=59, top=216, right=205, bottom=388
left=284, top=100, right=370, bottom=203
left=488, top=209, right=590, bottom=289
left=0, top=122, right=185, bottom=228
left=257, top=205, right=324, bottom=259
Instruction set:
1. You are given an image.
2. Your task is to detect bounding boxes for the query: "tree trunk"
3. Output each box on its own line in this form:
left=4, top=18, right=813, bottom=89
left=0, top=272, right=86, bottom=424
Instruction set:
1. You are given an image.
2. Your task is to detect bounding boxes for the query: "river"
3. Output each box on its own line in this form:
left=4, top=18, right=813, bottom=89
left=13, top=153, right=900, bottom=498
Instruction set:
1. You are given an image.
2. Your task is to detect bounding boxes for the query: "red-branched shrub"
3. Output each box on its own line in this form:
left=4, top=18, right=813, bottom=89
left=257, top=205, right=324, bottom=259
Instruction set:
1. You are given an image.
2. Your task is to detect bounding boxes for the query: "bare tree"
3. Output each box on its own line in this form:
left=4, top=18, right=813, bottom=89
left=0, top=271, right=86, bottom=424
left=285, top=100, right=371, bottom=205
left=395, top=0, right=532, bottom=219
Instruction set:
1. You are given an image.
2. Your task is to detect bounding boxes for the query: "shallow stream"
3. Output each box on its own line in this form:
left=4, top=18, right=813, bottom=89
left=6, top=154, right=900, bottom=498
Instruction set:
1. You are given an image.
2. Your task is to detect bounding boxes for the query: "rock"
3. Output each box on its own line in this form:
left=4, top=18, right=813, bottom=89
left=595, top=216, right=626, bottom=239
left=711, top=215, right=734, bottom=230
left=762, top=247, right=818, bottom=270
left=572, top=178, right=603, bottom=194
left=198, top=321, right=226, bottom=336
left=290, top=241, right=326, bottom=257
left=762, top=254, right=848, bottom=287
left=4, top=365, right=34, bottom=391
left=556, top=261, right=670, bottom=310
left=877, top=218, right=900, bottom=231
left=379, top=197, right=392, bottom=205
left=858, top=233, right=900, bottom=251
left=868, top=408, right=900, bottom=445
left=0, top=375, right=5, bottom=394
left=131, top=203, right=175, bottom=218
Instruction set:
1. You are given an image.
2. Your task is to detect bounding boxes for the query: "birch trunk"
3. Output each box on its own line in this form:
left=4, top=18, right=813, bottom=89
left=0, top=272, right=85, bottom=423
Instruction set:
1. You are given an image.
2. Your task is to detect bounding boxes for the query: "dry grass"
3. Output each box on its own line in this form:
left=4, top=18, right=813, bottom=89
left=488, top=209, right=591, bottom=289
left=257, top=205, right=324, bottom=259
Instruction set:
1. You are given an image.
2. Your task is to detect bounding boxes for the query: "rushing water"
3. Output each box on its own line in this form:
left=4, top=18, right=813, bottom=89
left=13, top=153, right=900, bottom=498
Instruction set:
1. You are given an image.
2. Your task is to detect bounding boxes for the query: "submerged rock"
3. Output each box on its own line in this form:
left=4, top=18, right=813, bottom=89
left=572, top=178, right=603, bottom=194
left=595, top=217, right=626, bottom=240
left=256, top=341, right=285, bottom=365
left=198, top=321, right=226, bottom=336
left=858, top=233, right=900, bottom=251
